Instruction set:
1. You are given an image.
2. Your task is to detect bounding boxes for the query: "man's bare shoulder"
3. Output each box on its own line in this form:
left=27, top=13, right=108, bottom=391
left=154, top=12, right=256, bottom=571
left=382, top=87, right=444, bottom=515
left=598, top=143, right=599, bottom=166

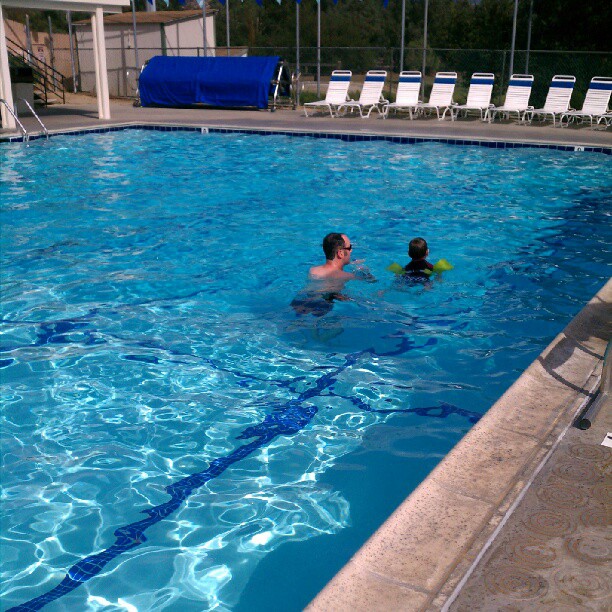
left=308, top=264, right=328, bottom=279
left=309, top=266, right=354, bottom=281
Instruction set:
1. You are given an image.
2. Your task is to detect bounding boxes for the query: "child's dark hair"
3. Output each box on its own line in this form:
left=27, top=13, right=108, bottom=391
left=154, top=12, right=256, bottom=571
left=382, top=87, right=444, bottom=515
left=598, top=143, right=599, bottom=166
left=408, top=237, right=428, bottom=260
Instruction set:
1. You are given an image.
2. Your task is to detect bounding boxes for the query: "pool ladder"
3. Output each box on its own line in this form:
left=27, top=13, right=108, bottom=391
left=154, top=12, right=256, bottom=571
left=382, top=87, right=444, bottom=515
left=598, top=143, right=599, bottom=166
left=0, top=98, right=49, bottom=142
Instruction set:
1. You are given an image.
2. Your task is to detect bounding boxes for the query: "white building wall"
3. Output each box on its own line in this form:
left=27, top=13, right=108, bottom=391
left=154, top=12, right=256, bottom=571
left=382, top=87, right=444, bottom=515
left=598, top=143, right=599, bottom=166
left=76, top=16, right=216, bottom=97
left=162, top=19, right=215, bottom=56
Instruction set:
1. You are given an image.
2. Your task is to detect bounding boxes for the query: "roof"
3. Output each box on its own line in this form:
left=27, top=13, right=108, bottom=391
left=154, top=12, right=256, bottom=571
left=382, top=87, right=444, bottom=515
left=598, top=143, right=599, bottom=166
left=74, top=10, right=215, bottom=27
left=2, top=0, right=128, bottom=11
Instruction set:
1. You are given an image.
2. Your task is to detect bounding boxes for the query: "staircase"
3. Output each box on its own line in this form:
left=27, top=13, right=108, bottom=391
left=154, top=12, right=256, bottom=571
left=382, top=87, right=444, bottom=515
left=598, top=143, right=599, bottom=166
left=7, top=36, right=66, bottom=106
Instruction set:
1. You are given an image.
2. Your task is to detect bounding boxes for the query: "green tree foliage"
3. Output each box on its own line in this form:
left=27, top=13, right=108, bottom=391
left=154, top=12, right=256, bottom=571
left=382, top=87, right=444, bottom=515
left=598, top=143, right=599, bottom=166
left=219, top=0, right=610, bottom=52
left=4, top=0, right=610, bottom=51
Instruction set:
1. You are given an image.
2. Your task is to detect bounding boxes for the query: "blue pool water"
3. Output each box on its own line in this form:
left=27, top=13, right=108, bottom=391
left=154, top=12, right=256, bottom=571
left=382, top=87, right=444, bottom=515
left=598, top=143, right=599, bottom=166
left=1, top=130, right=610, bottom=611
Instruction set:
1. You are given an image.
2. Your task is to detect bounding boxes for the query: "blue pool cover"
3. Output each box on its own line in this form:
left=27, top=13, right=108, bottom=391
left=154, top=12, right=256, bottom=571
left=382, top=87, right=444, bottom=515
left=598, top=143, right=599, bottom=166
left=139, top=56, right=280, bottom=109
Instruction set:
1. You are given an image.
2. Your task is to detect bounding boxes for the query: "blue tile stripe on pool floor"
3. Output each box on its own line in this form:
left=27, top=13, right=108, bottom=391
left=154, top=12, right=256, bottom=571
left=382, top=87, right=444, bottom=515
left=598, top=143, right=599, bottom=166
left=6, top=324, right=481, bottom=611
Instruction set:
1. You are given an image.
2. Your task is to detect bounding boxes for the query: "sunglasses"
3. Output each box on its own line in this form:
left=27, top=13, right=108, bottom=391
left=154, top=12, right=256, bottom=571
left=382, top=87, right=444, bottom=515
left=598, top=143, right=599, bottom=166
left=342, top=244, right=353, bottom=251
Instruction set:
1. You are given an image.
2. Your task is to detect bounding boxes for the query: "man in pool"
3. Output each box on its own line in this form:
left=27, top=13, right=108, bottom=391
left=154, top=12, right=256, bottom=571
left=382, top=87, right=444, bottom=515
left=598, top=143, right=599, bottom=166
left=309, top=232, right=356, bottom=282
left=291, top=233, right=370, bottom=317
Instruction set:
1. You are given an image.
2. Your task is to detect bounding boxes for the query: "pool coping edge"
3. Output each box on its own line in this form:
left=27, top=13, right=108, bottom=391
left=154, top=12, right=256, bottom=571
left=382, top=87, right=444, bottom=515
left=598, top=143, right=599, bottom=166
left=307, top=277, right=611, bottom=612
left=0, top=121, right=610, bottom=154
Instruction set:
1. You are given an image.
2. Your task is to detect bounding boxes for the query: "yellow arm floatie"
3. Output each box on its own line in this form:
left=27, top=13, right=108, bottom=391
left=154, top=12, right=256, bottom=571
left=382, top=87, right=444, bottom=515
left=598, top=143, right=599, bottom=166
left=389, top=259, right=454, bottom=277
left=433, top=258, right=454, bottom=273
left=387, top=262, right=405, bottom=275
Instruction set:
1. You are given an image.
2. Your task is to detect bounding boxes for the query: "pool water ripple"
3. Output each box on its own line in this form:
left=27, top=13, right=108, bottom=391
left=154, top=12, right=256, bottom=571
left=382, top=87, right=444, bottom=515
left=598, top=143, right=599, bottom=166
left=1, top=132, right=610, bottom=610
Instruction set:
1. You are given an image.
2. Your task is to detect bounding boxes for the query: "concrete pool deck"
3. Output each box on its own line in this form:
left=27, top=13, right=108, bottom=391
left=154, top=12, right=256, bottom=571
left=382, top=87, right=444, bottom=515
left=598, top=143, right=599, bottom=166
left=310, top=279, right=611, bottom=611
left=1, top=94, right=611, bottom=150
left=2, top=100, right=611, bottom=610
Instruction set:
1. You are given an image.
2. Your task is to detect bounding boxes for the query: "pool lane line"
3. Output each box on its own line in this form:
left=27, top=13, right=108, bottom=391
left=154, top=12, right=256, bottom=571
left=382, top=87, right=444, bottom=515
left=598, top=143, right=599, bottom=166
left=8, top=336, right=481, bottom=611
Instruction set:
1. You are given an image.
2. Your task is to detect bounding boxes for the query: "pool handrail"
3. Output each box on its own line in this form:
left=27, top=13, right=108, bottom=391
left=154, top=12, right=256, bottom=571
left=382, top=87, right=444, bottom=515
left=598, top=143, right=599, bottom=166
left=17, top=98, right=49, bottom=139
left=0, top=98, right=29, bottom=141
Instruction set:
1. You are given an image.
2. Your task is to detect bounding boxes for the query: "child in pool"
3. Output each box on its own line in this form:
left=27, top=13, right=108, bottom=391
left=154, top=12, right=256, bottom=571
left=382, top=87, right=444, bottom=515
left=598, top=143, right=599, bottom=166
left=404, top=237, right=434, bottom=279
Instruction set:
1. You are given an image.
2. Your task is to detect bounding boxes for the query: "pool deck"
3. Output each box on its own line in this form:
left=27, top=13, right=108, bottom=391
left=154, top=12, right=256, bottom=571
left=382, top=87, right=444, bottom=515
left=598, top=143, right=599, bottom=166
left=2, top=99, right=611, bottom=610
left=1, top=94, right=611, bottom=150
left=310, top=279, right=611, bottom=611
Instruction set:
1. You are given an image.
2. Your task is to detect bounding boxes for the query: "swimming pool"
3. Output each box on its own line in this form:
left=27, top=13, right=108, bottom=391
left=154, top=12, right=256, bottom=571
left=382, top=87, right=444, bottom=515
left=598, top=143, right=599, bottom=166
left=1, top=130, right=610, bottom=611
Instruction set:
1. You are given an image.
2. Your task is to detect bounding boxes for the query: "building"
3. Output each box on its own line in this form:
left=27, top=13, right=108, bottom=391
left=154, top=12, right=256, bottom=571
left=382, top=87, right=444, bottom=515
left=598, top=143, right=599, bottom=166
left=4, top=17, right=73, bottom=82
left=74, top=10, right=216, bottom=98
left=1, top=0, right=130, bottom=129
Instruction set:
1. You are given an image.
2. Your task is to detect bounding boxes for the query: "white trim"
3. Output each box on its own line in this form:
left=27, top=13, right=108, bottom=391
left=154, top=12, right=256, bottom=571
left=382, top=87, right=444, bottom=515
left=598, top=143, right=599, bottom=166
left=91, top=12, right=103, bottom=118
left=0, top=0, right=123, bottom=129
left=0, top=0, right=128, bottom=11
left=95, top=7, right=110, bottom=119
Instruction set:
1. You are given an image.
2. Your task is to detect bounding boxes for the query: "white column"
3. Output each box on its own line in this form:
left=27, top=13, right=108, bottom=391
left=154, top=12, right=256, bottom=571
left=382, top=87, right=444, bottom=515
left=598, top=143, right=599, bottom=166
left=96, top=8, right=111, bottom=119
left=92, top=8, right=111, bottom=120
left=0, top=2, right=17, bottom=129
left=91, top=12, right=103, bottom=117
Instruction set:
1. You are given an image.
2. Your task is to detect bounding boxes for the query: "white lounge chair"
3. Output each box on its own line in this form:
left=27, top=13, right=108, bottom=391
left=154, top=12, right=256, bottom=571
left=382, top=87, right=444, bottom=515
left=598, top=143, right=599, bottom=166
left=450, top=73, right=495, bottom=121
left=560, top=76, right=612, bottom=127
left=596, top=112, right=612, bottom=128
left=523, top=75, right=576, bottom=126
left=485, top=74, right=534, bottom=122
left=303, top=70, right=352, bottom=118
left=414, top=72, right=457, bottom=120
left=382, top=71, right=421, bottom=119
left=336, top=70, right=388, bottom=118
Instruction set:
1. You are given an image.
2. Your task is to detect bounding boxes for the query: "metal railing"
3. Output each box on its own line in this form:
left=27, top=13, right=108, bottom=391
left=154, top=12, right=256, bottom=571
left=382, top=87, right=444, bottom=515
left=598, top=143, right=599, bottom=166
left=18, top=98, right=49, bottom=139
left=7, top=35, right=66, bottom=105
left=0, top=99, right=29, bottom=141
left=68, top=44, right=610, bottom=107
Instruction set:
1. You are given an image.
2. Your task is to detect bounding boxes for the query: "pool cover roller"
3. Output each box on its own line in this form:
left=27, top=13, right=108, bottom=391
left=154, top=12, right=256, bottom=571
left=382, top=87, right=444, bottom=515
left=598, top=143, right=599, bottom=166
left=139, top=56, right=280, bottom=109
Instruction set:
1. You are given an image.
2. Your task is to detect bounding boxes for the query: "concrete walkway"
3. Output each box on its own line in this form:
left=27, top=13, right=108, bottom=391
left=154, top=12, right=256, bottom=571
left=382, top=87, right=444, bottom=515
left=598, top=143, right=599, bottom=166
left=1, top=94, right=611, bottom=149
left=449, top=393, right=611, bottom=611
left=2, top=99, right=611, bottom=610
left=309, top=280, right=611, bottom=611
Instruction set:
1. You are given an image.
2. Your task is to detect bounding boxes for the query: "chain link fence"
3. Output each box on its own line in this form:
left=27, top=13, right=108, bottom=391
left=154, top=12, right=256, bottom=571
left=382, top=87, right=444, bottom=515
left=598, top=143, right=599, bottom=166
left=51, top=43, right=610, bottom=108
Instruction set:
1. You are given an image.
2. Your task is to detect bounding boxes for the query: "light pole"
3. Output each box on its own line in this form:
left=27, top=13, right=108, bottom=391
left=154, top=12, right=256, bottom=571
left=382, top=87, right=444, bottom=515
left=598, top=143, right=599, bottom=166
left=226, top=0, right=230, bottom=56
left=509, top=0, right=519, bottom=80
left=203, top=0, right=208, bottom=56
left=130, top=0, right=140, bottom=71
left=525, top=0, right=534, bottom=73
left=399, top=0, right=406, bottom=73
left=421, top=0, right=429, bottom=98
left=317, top=0, right=321, bottom=97
left=296, top=2, right=300, bottom=106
